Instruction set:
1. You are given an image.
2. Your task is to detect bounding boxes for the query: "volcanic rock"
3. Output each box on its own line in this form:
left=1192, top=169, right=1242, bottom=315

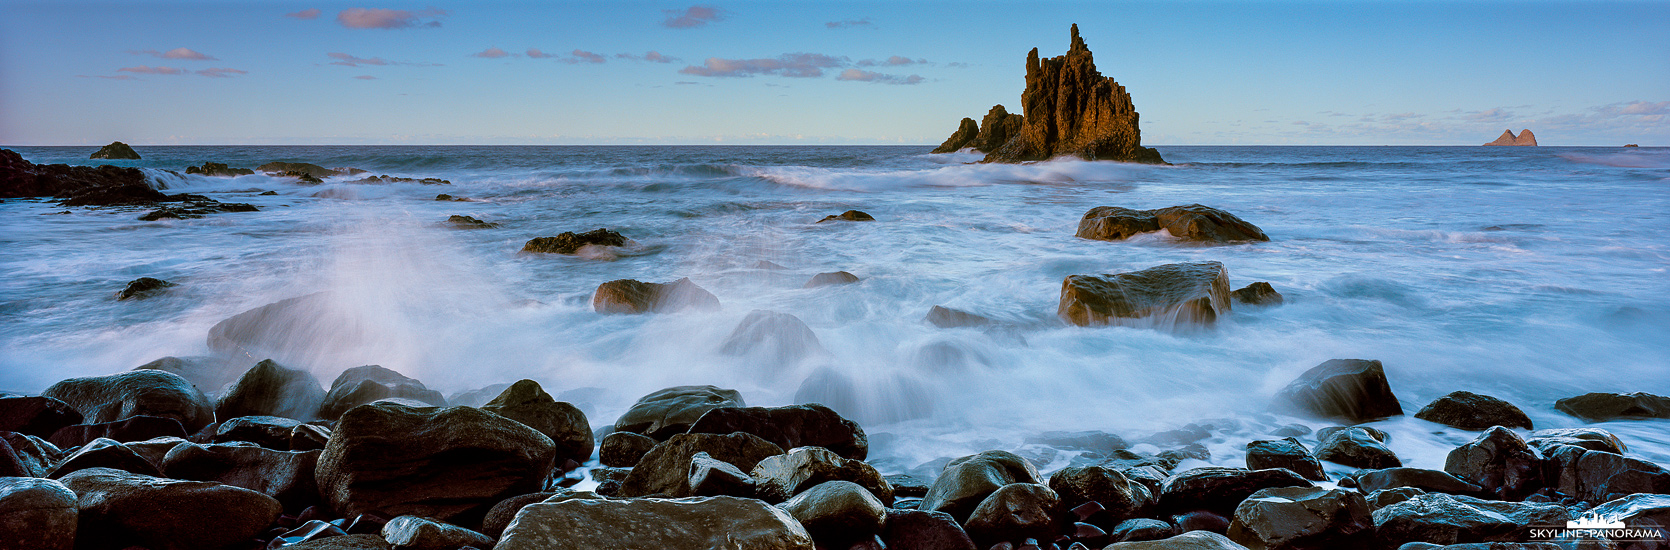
left=932, top=118, right=981, bottom=153
left=615, top=432, right=783, bottom=498
left=481, top=379, right=593, bottom=466
left=1158, top=467, right=1313, bottom=518
left=920, top=450, right=1041, bottom=522
left=381, top=515, right=493, bottom=550
left=90, top=141, right=140, bottom=159
left=599, top=431, right=656, bottom=467
left=1231, top=282, right=1284, bottom=306
left=1226, top=486, right=1373, bottom=550
left=0, top=395, right=83, bottom=438
left=318, top=365, right=446, bottom=420
left=184, top=162, right=253, bottom=176
left=1483, top=130, right=1538, bottom=146
left=160, top=441, right=322, bottom=511
left=1371, top=493, right=1568, bottom=549
left=59, top=467, right=283, bottom=550
left=1244, top=438, right=1326, bottom=481
left=614, top=385, right=745, bottom=440
left=522, top=228, right=629, bottom=254
left=1275, top=359, right=1404, bottom=422
left=1315, top=427, right=1401, bottom=469
left=718, top=310, right=826, bottom=365
left=0, top=477, right=77, bottom=550
left=781, top=480, right=889, bottom=547
left=1414, top=391, right=1533, bottom=430
left=816, top=210, right=875, bottom=223
left=216, top=358, right=326, bottom=421
left=495, top=495, right=814, bottom=550
left=804, top=271, right=860, bottom=288
left=42, top=370, right=214, bottom=434
left=1554, top=391, right=1670, bottom=421
left=687, top=402, right=868, bottom=460
left=116, top=277, right=177, bottom=300
left=592, top=277, right=720, bottom=314
left=750, top=446, right=892, bottom=505
left=882, top=509, right=978, bottom=550
left=1058, top=261, right=1232, bottom=328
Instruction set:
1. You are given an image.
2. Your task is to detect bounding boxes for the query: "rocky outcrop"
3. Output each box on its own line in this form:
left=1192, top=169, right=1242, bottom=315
left=592, top=277, right=720, bottom=314
left=256, top=162, right=343, bottom=178
left=1231, top=282, right=1283, bottom=306
left=446, top=214, right=497, bottom=228
left=2, top=148, right=152, bottom=200
left=42, top=370, right=215, bottom=434
left=522, top=229, right=629, bottom=253
left=816, top=210, right=875, bottom=223
left=1058, top=261, right=1232, bottom=328
left=346, top=174, right=449, bottom=185
left=932, top=118, right=980, bottom=153
left=970, top=104, right=1028, bottom=153
left=116, top=277, right=176, bottom=300
left=1077, top=205, right=1269, bottom=243
left=90, top=141, right=141, bottom=159
left=184, top=162, right=253, bottom=176
left=1483, top=129, right=1537, bottom=146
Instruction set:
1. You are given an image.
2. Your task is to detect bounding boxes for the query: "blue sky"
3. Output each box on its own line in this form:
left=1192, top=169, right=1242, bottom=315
left=0, top=1, right=1665, bottom=145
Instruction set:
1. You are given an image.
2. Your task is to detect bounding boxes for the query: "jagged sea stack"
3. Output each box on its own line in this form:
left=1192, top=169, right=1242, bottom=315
left=1483, top=129, right=1538, bottom=146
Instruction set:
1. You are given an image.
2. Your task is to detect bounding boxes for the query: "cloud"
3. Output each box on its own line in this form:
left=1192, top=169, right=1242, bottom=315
left=471, top=47, right=511, bottom=59
left=835, top=68, right=923, bottom=85
left=1464, top=107, right=1515, bottom=123
left=826, top=18, right=871, bottom=29
left=328, top=52, right=391, bottom=67
left=857, top=55, right=926, bottom=67
left=679, top=53, right=846, bottom=78
left=353, top=75, right=378, bottom=80
left=337, top=7, right=447, bottom=29
left=195, top=67, right=247, bottom=78
left=674, top=81, right=700, bottom=85
left=567, top=50, right=606, bottom=64
left=129, top=48, right=217, bottom=61
left=616, top=51, right=679, bottom=63
left=663, top=5, right=722, bottom=29
left=118, top=66, right=184, bottom=75
left=286, top=8, right=321, bottom=19
left=1606, top=100, right=1669, bottom=116
left=81, top=74, right=139, bottom=81
left=526, top=48, right=556, bottom=59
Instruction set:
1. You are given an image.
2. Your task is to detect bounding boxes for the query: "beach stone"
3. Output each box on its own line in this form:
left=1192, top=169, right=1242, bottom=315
left=963, top=482, right=1060, bottom=548
left=481, top=379, right=593, bottom=466
left=687, top=402, right=867, bottom=460
left=804, top=271, right=860, bottom=288
left=1443, top=427, right=1541, bottom=501
left=1077, top=206, right=1160, bottom=240
left=522, top=228, right=628, bottom=254
left=315, top=401, right=556, bottom=527
left=60, top=467, right=282, bottom=550
left=1244, top=438, right=1327, bottom=481
left=1371, top=493, right=1569, bottom=549
left=285, top=533, right=391, bottom=549
left=42, top=369, right=214, bottom=433
left=882, top=509, right=976, bottom=550
left=615, top=432, right=784, bottom=498
left=445, top=214, right=496, bottom=228
left=1525, top=427, right=1625, bottom=455
left=1110, top=518, right=1176, bottom=542
left=1544, top=446, right=1670, bottom=503
left=0, top=396, right=83, bottom=439
left=132, top=355, right=249, bottom=398
left=116, top=277, right=176, bottom=300
left=123, top=436, right=187, bottom=467
left=1105, top=530, right=1249, bottom=549
left=1153, top=204, right=1270, bottom=242
left=47, top=414, right=187, bottom=448
left=160, top=441, right=321, bottom=512
left=213, top=415, right=302, bottom=449
left=216, top=359, right=326, bottom=421
left=1226, top=486, right=1372, bottom=550
left=1158, top=467, right=1313, bottom=518
left=291, top=423, right=332, bottom=451
left=931, top=117, right=980, bottom=153
left=2, top=432, right=62, bottom=477
left=1583, top=493, right=1670, bottom=536
left=47, top=437, right=160, bottom=479
left=1275, top=359, right=1403, bottom=423
left=1048, top=465, right=1152, bottom=525
left=718, top=310, right=826, bottom=365
left=1058, top=261, right=1233, bottom=328
left=920, top=450, right=1041, bottom=522
left=495, top=495, right=814, bottom=550
left=1414, top=391, right=1533, bottom=430
left=781, top=480, right=888, bottom=547
left=750, top=446, right=892, bottom=505
left=0, top=477, right=77, bottom=550
left=381, top=515, right=493, bottom=550
left=480, top=491, right=562, bottom=538
left=614, top=385, right=745, bottom=440
left=318, top=365, right=446, bottom=420
left=90, top=141, right=140, bottom=159
left=688, top=451, right=755, bottom=497
left=1354, top=468, right=1482, bottom=496
left=592, top=277, right=720, bottom=314
left=816, top=210, right=874, bottom=223
left=1315, top=427, right=1401, bottom=469
left=1366, top=487, right=1426, bottom=510
left=1231, top=282, right=1284, bottom=306
left=598, top=431, right=655, bottom=467
left=924, top=305, right=993, bottom=328
left=1555, top=392, right=1670, bottom=421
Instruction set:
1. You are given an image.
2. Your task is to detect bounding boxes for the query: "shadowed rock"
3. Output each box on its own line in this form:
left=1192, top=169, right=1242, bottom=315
left=1353, top=468, right=1481, bottom=496
left=2, top=149, right=156, bottom=201
left=1371, top=493, right=1568, bottom=549
left=882, top=509, right=978, bottom=550
left=1227, top=486, right=1372, bottom=550
left=1554, top=391, right=1670, bottom=421
left=688, top=403, right=868, bottom=460
left=160, top=441, right=322, bottom=512
left=495, top=496, right=814, bottom=550
left=184, top=162, right=253, bottom=176
left=522, top=228, right=628, bottom=254
left=116, top=277, right=177, bottom=300
left=781, top=480, right=889, bottom=547
left=43, top=370, right=214, bottom=434
left=615, top=432, right=784, bottom=498
left=1275, top=359, right=1404, bottom=423
left=1059, top=261, right=1232, bottom=328
left=60, top=467, right=283, bottom=550
left=216, top=359, right=326, bottom=421
left=446, top=214, right=497, bottom=228
left=90, top=141, right=140, bottom=160
left=920, top=450, right=1041, bottom=523
left=1244, top=438, right=1326, bottom=481
left=1077, top=205, right=1268, bottom=243
left=964, top=482, right=1060, bottom=548
left=481, top=379, right=593, bottom=466
left=592, top=277, right=720, bottom=314
left=1104, top=531, right=1245, bottom=549
left=0, top=477, right=77, bottom=550
left=816, top=210, right=875, bottom=223
left=318, top=365, right=445, bottom=420
left=0, top=395, right=83, bottom=438
left=614, top=385, right=745, bottom=440
left=599, top=431, right=657, bottom=467
left=1525, top=427, right=1625, bottom=455
left=48, top=415, right=188, bottom=449
left=1157, top=467, right=1313, bottom=518
left=932, top=118, right=980, bottom=153
left=1414, top=391, right=1532, bottom=430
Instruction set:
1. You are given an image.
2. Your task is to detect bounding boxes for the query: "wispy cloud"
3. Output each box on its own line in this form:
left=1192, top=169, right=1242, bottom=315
left=328, top=52, right=391, bottom=67
left=566, top=50, right=606, bottom=64
left=526, top=48, right=556, bottom=59
left=286, top=8, right=321, bottom=19
left=80, top=74, right=139, bottom=81
left=857, top=56, right=925, bottom=67
left=118, top=66, right=185, bottom=75
left=826, top=18, right=871, bottom=29
left=679, top=53, right=846, bottom=78
left=1464, top=107, right=1515, bottom=123
left=195, top=67, right=247, bottom=78
left=663, top=5, right=722, bottom=29
left=353, top=75, right=378, bottom=80
left=337, top=7, right=447, bottom=29
left=616, top=51, right=679, bottom=63
left=129, top=48, right=217, bottom=61
left=835, top=68, right=923, bottom=85
left=471, top=47, right=511, bottom=59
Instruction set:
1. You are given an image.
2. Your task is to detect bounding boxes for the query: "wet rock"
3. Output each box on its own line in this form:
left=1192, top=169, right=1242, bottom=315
left=932, top=117, right=981, bottom=153
left=592, top=277, right=720, bottom=314
left=90, top=141, right=141, bottom=159
left=1048, top=465, right=1152, bottom=525
left=434, top=193, right=464, bottom=201
left=446, top=214, right=497, bottom=228
left=2, top=432, right=62, bottom=477
left=42, top=369, right=214, bottom=434
left=980, top=25, right=1164, bottom=164
left=1227, top=486, right=1373, bottom=550
left=688, top=450, right=756, bottom=497
left=1275, top=359, right=1404, bottom=423
left=925, top=305, right=993, bottom=328
left=1104, top=531, right=1249, bottom=549
left=1371, top=493, right=1569, bottom=549
left=116, top=277, right=177, bottom=300
left=1074, top=204, right=1271, bottom=243
left=522, top=228, right=629, bottom=254
left=285, top=533, right=391, bottom=549
left=1554, top=392, right=1670, bottom=421
left=1354, top=468, right=1482, bottom=496
left=48, top=437, right=160, bottom=478
left=599, top=431, right=656, bottom=467
left=687, top=403, right=868, bottom=460
left=315, top=401, right=557, bottom=527
left=257, top=162, right=340, bottom=178
left=1244, top=438, right=1326, bottom=481
left=1544, top=446, right=1670, bottom=503
left=0, top=477, right=77, bottom=550
left=781, top=480, right=888, bottom=546
left=1365, top=487, right=1426, bottom=510
left=216, top=359, right=326, bottom=421
left=496, top=495, right=814, bottom=550
left=1315, top=427, right=1401, bottom=469
left=345, top=174, right=449, bottom=185
left=1109, top=518, right=1176, bottom=543
left=481, top=379, right=593, bottom=466
left=882, top=509, right=977, bottom=550
left=319, top=365, right=446, bottom=420
left=1157, top=467, right=1313, bottom=518
left=1582, top=493, right=1670, bottom=537
left=614, top=385, right=745, bottom=440
left=184, top=161, right=253, bottom=177
left=160, top=441, right=321, bottom=511
left=268, top=519, right=349, bottom=547
left=258, top=190, right=277, bottom=195
left=805, top=271, right=860, bottom=288
left=615, top=432, right=784, bottom=498
left=816, top=210, right=875, bottom=223
left=1414, top=391, right=1533, bottom=430
left=887, top=474, right=932, bottom=498
left=1058, top=261, right=1232, bottom=328
left=1315, top=425, right=1390, bottom=444
left=0, top=395, right=83, bottom=438
left=718, top=310, right=826, bottom=365
left=291, top=423, right=332, bottom=451
left=480, top=491, right=562, bottom=538
left=60, top=467, right=282, bottom=550
left=1443, top=427, right=1541, bottom=501
left=1231, top=282, right=1283, bottom=306
left=920, top=450, right=1041, bottom=522
left=1525, top=427, right=1625, bottom=455
left=212, top=415, right=302, bottom=448
left=132, top=355, right=248, bottom=398
left=964, top=483, right=1060, bottom=548
left=123, top=436, right=189, bottom=468
left=381, top=515, right=493, bottom=550
left=751, top=446, right=892, bottom=505
left=2, top=148, right=153, bottom=199
left=48, top=415, right=188, bottom=448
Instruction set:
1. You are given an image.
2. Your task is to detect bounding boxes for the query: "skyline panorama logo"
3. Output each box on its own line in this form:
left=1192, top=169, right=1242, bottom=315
left=1523, top=510, right=1669, bottom=544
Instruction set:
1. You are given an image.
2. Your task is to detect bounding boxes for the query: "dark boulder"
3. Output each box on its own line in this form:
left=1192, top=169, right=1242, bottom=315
left=964, top=482, right=1061, bottom=548
left=1525, top=427, right=1625, bottom=455
left=495, top=495, right=814, bottom=550
left=212, top=415, right=301, bottom=449
left=1231, top=282, right=1284, bottom=306
left=919, top=450, right=1041, bottom=522
left=160, top=441, right=321, bottom=511
left=1554, top=391, right=1670, bottom=421
left=481, top=379, right=593, bottom=466
left=0, top=395, right=83, bottom=438
left=1059, top=261, right=1232, bottom=328
left=780, top=480, right=889, bottom=547
left=381, top=515, right=494, bottom=550
left=1315, top=427, right=1401, bottom=469
left=283, top=533, right=390, bottom=549
left=480, top=491, right=563, bottom=538
left=615, top=432, right=784, bottom=498
left=1544, top=446, right=1670, bottom=503
left=257, top=161, right=339, bottom=178
left=1353, top=468, right=1482, bottom=496
left=1158, top=467, right=1313, bottom=518
left=133, top=355, right=250, bottom=395
left=1104, top=531, right=1247, bottom=549
left=1244, top=438, right=1326, bottom=481
left=687, top=402, right=868, bottom=460
left=1076, top=206, right=1161, bottom=240
left=42, top=369, right=214, bottom=433
left=123, top=436, right=190, bottom=468
left=750, top=446, right=892, bottom=505
left=116, top=277, right=177, bottom=300
left=446, top=214, right=498, bottom=228
left=718, top=310, right=826, bottom=365
left=592, top=277, right=720, bottom=314
left=932, top=117, right=981, bottom=153
left=614, top=385, right=745, bottom=440
left=59, top=467, right=282, bottom=550
left=286, top=170, right=324, bottom=183
left=184, top=162, right=253, bottom=176
left=882, top=509, right=977, bottom=550
left=90, top=141, right=141, bottom=160
left=804, top=271, right=860, bottom=288
left=345, top=174, right=448, bottom=185
left=688, top=450, right=756, bottom=497
left=522, top=228, right=629, bottom=254
left=980, top=25, right=1164, bottom=164
left=1151, top=204, right=1270, bottom=242
left=1108, top=518, right=1175, bottom=543
left=1414, top=391, right=1533, bottom=430
left=816, top=210, right=875, bottom=223
left=1048, top=465, right=1153, bottom=525
left=1226, top=486, right=1372, bottom=550
left=2, top=432, right=62, bottom=477
left=969, top=104, right=1027, bottom=153
left=318, top=365, right=446, bottom=420
left=599, top=431, right=656, bottom=467
left=48, top=415, right=188, bottom=448
left=1, top=148, right=152, bottom=200
left=925, top=305, right=993, bottom=328
left=47, top=437, right=161, bottom=479
left=1275, top=359, right=1404, bottom=423
left=0, top=477, right=77, bottom=550
left=1443, top=427, right=1541, bottom=501
left=1364, top=487, right=1425, bottom=510
left=1370, top=493, right=1569, bottom=549
left=216, top=358, right=326, bottom=421
left=290, top=422, right=331, bottom=451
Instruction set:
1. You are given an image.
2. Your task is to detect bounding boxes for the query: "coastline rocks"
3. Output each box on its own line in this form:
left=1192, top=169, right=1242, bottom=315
left=1048, top=465, right=1153, bottom=524
left=1483, top=129, right=1538, bottom=146
left=615, top=432, right=784, bottom=498
left=1105, top=531, right=1247, bottom=549
left=1157, top=467, right=1313, bottom=518
left=687, top=403, right=868, bottom=460
left=495, top=495, right=814, bottom=550
left=347, top=174, right=449, bottom=185
left=1543, top=446, right=1670, bottom=503
left=60, top=467, right=282, bottom=550
left=1071, top=204, right=1271, bottom=243
left=1414, top=391, right=1532, bottom=430
left=216, top=359, right=326, bottom=421
left=1244, top=438, right=1327, bottom=481
left=1525, top=427, right=1625, bottom=455
left=48, top=438, right=161, bottom=479
left=159, top=441, right=322, bottom=511
left=1353, top=468, right=1482, bottom=496
left=599, top=431, right=657, bottom=467
left=970, top=104, right=1027, bottom=153
left=2, top=148, right=153, bottom=200
left=1554, top=391, right=1670, bottom=421
left=1226, top=486, right=1373, bottom=550
left=688, top=451, right=755, bottom=497
left=882, top=509, right=978, bottom=550
left=592, top=277, right=720, bottom=314
left=184, top=162, right=253, bottom=176
left=212, top=415, right=301, bottom=448
left=920, top=450, right=1041, bottom=522
left=804, top=271, right=860, bottom=288
left=963, top=483, right=1061, bottom=548
left=315, top=401, right=557, bottom=526
left=116, top=277, right=176, bottom=300
left=90, top=141, right=141, bottom=159
left=1274, top=359, right=1404, bottom=423
left=47, top=415, right=187, bottom=448
left=925, top=305, right=993, bottom=328
left=4, top=432, right=63, bottom=477
left=445, top=214, right=497, bottom=228
left=780, top=480, right=889, bottom=547
left=481, top=491, right=563, bottom=538
left=0, top=395, right=83, bottom=438
left=480, top=379, right=594, bottom=466
left=750, top=446, right=893, bottom=505
left=1058, top=261, right=1232, bottom=328
left=718, top=310, right=826, bottom=365
left=381, top=515, right=494, bottom=550
left=614, top=385, right=745, bottom=440
left=1370, top=493, right=1568, bottom=549
left=521, top=228, right=628, bottom=254
left=1444, top=427, right=1541, bottom=501
left=816, top=210, right=875, bottom=223
left=1314, top=427, right=1401, bottom=469
left=257, top=162, right=341, bottom=178
left=1584, top=493, right=1670, bottom=534
left=319, top=365, right=446, bottom=420
left=1231, top=282, right=1284, bottom=306
left=42, top=369, right=214, bottom=434
left=0, top=477, right=77, bottom=550
left=932, top=118, right=980, bottom=153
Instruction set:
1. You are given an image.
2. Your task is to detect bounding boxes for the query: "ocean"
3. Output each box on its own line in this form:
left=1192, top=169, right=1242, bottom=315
left=2, top=144, right=1666, bottom=479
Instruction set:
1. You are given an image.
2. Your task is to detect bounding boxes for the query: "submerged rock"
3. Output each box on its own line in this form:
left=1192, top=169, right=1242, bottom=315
left=116, top=277, right=177, bottom=300
left=1231, top=282, right=1284, bottom=306
left=1077, top=204, right=1268, bottom=243
left=816, top=210, right=875, bottom=223
left=90, top=141, right=141, bottom=159
left=614, top=385, right=745, bottom=440
left=184, top=162, right=253, bottom=176
left=446, top=214, right=498, bottom=228
left=257, top=161, right=341, bottom=178
left=42, top=369, right=214, bottom=434
left=522, top=228, right=629, bottom=254
left=1058, top=261, right=1232, bottom=328
left=718, top=310, right=825, bottom=365
left=1554, top=391, right=1670, bottom=421
left=495, top=496, right=814, bottom=550
left=347, top=174, right=450, bottom=185
left=1415, top=391, right=1532, bottom=430
left=804, top=271, right=860, bottom=288
left=925, top=305, right=993, bottom=328
left=592, top=277, right=720, bottom=314
left=1274, top=359, right=1404, bottom=423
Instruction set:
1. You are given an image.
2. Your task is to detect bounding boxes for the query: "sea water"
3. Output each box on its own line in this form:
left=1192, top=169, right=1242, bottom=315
left=2, top=145, right=1666, bottom=477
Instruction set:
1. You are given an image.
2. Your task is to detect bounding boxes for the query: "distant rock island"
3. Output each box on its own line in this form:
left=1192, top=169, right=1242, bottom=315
left=1484, top=129, right=1537, bottom=146
left=932, top=25, right=1164, bottom=164
left=90, top=141, right=140, bottom=159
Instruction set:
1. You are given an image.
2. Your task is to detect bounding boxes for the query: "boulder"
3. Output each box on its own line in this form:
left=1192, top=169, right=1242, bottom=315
left=381, top=515, right=493, bottom=550
left=90, top=141, right=141, bottom=159
left=1443, top=427, right=1541, bottom=501
left=132, top=355, right=249, bottom=398
left=816, top=210, right=875, bottom=223
left=1226, top=486, right=1373, bottom=550
left=47, top=415, right=188, bottom=448
left=1315, top=427, right=1401, bottom=469
left=780, top=480, right=889, bottom=547
left=1109, top=518, right=1177, bottom=543
left=291, top=422, right=331, bottom=451
left=212, top=415, right=302, bottom=449
left=980, top=25, right=1164, bottom=164
left=1482, top=129, right=1537, bottom=146
left=160, top=441, right=321, bottom=512
left=1525, top=427, right=1625, bottom=455
left=1582, top=493, right=1670, bottom=535
left=592, top=277, right=720, bottom=314
left=1244, top=438, right=1326, bottom=481
left=1365, top=487, right=1426, bottom=510
left=1371, top=493, right=1569, bottom=549
left=598, top=431, right=656, bottom=467
left=1231, top=283, right=1284, bottom=306
left=687, top=403, right=867, bottom=460
left=925, top=305, right=993, bottom=328
left=116, top=277, right=176, bottom=300
left=932, top=117, right=981, bottom=153
left=881, top=509, right=977, bottom=550
left=1105, top=531, right=1250, bottom=549
left=1048, top=465, right=1153, bottom=525
left=718, top=310, right=826, bottom=365
left=318, top=365, right=446, bottom=420
left=1544, top=446, right=1670, bottom=503
left=345, top=174, right=448, bottom=185
left=216, top=359, right=327, bottom=421
left=59, top=467, right=282, bottom=550
left=1059, top=261, right=1232, bottom=328
left=1274, top=359, right=1404, bottom=423
left=446, top=214, right=498, bottom=229
left=481, top=379, right=593, bottom=466
left=969, top=104, right=1027, bottom=153
left=963, top=482, right=1061, bottom=548
left=42, top=370, right=214, bottom=434
left=1554, top=392, right=1670, bottom=421
left=315, top=402, right=557, bottom=527
left=123, top=436, right=189, bottom=468
left=688, top=451, right=755, bottom=497
left=920, top=450, right=1041, bottom=522
left=0, top=395, right=83, bottom=438
left=614, top=385, right=745, bottom=440
left=284, top=533, right=391, bottom=549
left=1353, top=468, right=1481, bottom=496
left=2, top=432, right=62, bottom=477
left=47, top=437, right=161, bottom=479
left=521, top=228, right=629, bottom=254
left=481, top=491, right=563, bottom=538
left=0, top=477, right=77, bottom=550
left=495, top=495, right=814, bottom=550
left=804, top=271, right=861, bottom=288
left=1157, top=467, right=1313, bottom=518
left=1153, top=204, right=1270, bottom=242
left=257, top=161, right=340, bottom=178
left=1414, top=391, right=1533, bottom=430
left=750, top=446, right=892, bottom=505
left=615, top=432, right=783, bottom=498
left=183, top=162, right=253, bottom=177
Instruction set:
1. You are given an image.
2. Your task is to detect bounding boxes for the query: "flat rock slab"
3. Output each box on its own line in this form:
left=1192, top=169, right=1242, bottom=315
left=496, top=495, right=814, bottom=550
left=1059, top=261, right=1231, bottom=328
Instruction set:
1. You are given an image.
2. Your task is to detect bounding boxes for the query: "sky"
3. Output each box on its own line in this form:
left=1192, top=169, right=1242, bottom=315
left=0, top=1, right=1665, bottom=146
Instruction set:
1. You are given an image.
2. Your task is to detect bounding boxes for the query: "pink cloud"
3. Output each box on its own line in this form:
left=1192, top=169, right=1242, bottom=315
left=337, top=7, right=447, bottom=29
left=835, top=68, right=923, bottom=85
left=353, top=75, right=378, bottom=80
left=286, top=8, right=322, bottom=19
left=328, top=52, right=391, bottom=67
left=567, top=50, right=606, bottom=64
left=129, top=48, right=217, bottom=61
left=118, top=66, right=185, bottom=75
left=663, top=5, right=722, bottom=29
left=471, top=47, right=511, bottom=59
left=195, top=67, right=247, bottom=78
left=526, top=48, right=557, bottom=59
left=679, top=53, right=845, bottom=78
left=616, top=51, right=679, bottom=63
